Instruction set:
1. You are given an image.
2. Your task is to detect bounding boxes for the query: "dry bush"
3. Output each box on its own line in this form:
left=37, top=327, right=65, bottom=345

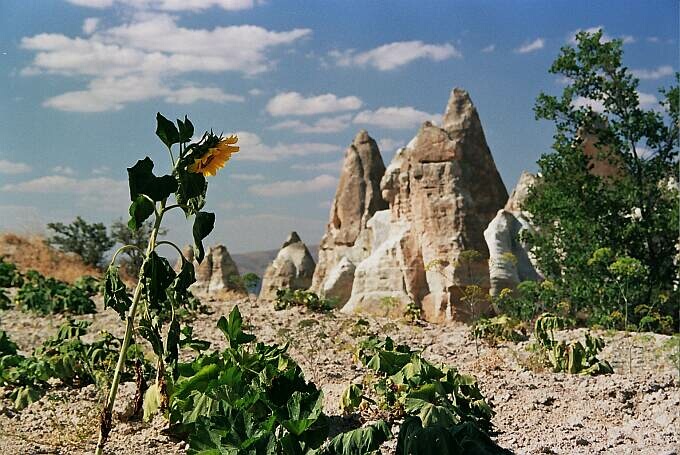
left=0, top=233, right=100, bottom=283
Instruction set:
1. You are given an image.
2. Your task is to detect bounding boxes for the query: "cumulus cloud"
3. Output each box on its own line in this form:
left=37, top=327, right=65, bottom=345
left=1, top=175, right=128, bottom=210
left=353, top=106, right=437, bottom=130
left=266, top=92, right=362, bottom=117
left=571, top=91, right=658, bottom=113
left=568, top=26, right=635, bottom=45
left=637, top=91, right=659, bottom=110
left=631, top=65, right=674, bottom=80
left=330, top=40, right=461, bottom=71
left=269, top=114, right=351, bottom=134
left=0, top=160, right=32, bottom=174
left=249, top=174, right=338, bottom=197
left=82, top=17, right=100, bottom=35
left=230, top=173, right=265, bottom=181
left=52, top=165, right=76, bottom=175
left=235, top=132, right=342, bottom=162
left=21, top=14, right=310, bottom=111
left=481, top=44, right=495, bottom=53
left=67, top=0, right=262, bottom=12
left=378, top=138, right=404, bottom=153
left=515, top=38, right=545, bottom=54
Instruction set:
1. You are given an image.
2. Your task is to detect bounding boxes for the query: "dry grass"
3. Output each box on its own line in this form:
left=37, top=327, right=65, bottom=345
left=0, top=233, right=100, bottom=282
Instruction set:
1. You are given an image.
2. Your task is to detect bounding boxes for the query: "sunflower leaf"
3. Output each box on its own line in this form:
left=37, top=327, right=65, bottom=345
left=177, top=115, right=194, bottom=143
left=192, top=211, right=215, bottom=264
left=156, top=112, right=180, bottom=149
left=128, top=195, right=155, bottom=231
left=128, top=157, right=178, bottom=202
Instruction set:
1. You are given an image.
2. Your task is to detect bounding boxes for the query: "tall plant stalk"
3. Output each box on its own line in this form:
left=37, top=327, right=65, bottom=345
left=95, top=202, right=165, bottom=455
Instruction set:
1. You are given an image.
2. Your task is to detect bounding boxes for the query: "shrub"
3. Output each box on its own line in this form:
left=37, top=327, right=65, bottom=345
left=275, top=288, right=335, bottom=312
left=14, top=270, right=96, bottom=315
left=47, top=216, right=115, bottom=268
left=0, top=258, right=24, bottom=288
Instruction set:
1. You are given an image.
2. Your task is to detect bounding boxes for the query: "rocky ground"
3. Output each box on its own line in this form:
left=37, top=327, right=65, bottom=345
left=0, top=293, right=678, bottom=455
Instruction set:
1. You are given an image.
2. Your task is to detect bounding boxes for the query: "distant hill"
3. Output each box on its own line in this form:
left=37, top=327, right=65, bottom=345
left=231, top=245, right=319, bottom=279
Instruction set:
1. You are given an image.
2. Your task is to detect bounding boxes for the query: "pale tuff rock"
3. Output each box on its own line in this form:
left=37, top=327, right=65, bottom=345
left=344, top=88, right=509, bottom=322
left=484, top=171, right=542, bottom=296
left=311, top=130, right=387, bottom=305
left=181, top=244, right=244, bottom=294
left=259, top=232, right=316, bottom=301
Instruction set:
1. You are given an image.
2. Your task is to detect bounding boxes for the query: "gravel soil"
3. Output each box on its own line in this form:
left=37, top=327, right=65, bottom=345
left=1, top=292, right=678, bottom=455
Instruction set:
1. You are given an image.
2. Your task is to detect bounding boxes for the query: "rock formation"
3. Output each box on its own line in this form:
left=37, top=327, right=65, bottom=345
left=484, top=172, right=542, bottom=296
left=177, top=244, right=244, bottom=294
left=259, top=232, right=316, bottom=301
left=342, top=88, right=509, bottom=322
left=310, top=130, right=388, bottom=305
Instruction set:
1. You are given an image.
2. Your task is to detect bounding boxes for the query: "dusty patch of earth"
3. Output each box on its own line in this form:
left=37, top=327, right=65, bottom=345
left=1, top=292, right=678, bottom=454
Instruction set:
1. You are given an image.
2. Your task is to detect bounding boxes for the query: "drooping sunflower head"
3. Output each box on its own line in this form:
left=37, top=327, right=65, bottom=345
left=188, top=134, right=239, bottom=177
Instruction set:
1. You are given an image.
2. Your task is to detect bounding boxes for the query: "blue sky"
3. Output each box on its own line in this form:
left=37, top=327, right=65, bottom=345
left=0, top=0, right=677, bottom=253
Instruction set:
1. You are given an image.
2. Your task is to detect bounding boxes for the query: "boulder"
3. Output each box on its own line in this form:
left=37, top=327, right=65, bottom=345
left=344, top=88, right=509, bottom=322
left=311, top=130, right=388, bottom=305
left=259, top=232, right=316, bottom=301
left=484, top=172, right=542, bottom=296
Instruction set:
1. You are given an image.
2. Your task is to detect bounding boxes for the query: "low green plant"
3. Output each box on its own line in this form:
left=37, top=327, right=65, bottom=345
left=14, top=270, right=96, bottom=315
left=472, top=315, right=528, bottom=344
left=533, top=313, right=613, bottom=375
left=343, top=336, right=510, bottom=454
left=0, top=258, right=24, bottom=288
left=275, top=288, right=335, bottom=312
left=403, top=300, right=422, bottom=323
left=0, top=321, right=149, bottom=410
left=166, top=306, right=331, bottom=454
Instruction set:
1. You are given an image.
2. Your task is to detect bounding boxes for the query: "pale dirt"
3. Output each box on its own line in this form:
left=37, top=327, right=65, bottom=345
left=1, top=293, right=678, bottom=455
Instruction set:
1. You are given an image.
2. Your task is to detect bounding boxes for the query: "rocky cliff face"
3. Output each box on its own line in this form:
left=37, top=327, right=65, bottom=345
left=310, top=130, right=387, bottom=305
left=484, top=171, right=542, bottom=296
left=259, top=232, right=316, bottom=301
left=343, top=88, right=509, bottom=322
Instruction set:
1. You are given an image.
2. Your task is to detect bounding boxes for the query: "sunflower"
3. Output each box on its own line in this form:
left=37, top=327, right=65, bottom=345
left=188, top=135, right=239, bottom=176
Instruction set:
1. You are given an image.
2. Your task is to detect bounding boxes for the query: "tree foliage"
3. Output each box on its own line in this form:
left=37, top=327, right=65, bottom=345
left=110, top=218, right=167, bottom=277
left=524, top=30, right=679, bottom=332
left=47, top=216, right=115, bottom=268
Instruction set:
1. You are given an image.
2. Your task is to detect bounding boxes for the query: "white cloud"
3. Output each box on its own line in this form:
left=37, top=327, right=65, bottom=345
left=164, top=86, right=244, bottom=104
left=266, top=92, right=362, bottom=117
left=248, top=88, right=263, bottom=96
left=269, top=114, right=351, bottom=134
left=67, top=0, right=261, bottom=12
left=637, top=91, right=659, bottom=110
left=0, top=160, right=32, bottom=174
left=481, top=44, right=495, bottom=53
left=249, top=174, right=338, bottom=197
left=21, top=14, right=310, bottom=111
left=290, top=160, right=343, bottom=171
left=230, top=173, right=265, bottom=181
left=515, top=38, right=544, bottom=54
left=330, top=40, right=461, bottom=71
left=82, top=17, right=100, bottom=35
left=236, top=131, right=342, bottom=162
left=52, top=165, right=76, bottom=175
left=92, top=165, right=110, bottom=175
left=572, top=96, right=605, bottom=113
left=631, top=65, right=674, bottom=80
left=378, top=138, right=403, bottom=153
left=219, top=201, right=255, bottom=209
left=353, top=106, right=437, bottom=130
left=647, top=36, right=659, bottom=43
left=568, top=26, right=635, bottom=45
left=1, top=175, right=128, bottom=210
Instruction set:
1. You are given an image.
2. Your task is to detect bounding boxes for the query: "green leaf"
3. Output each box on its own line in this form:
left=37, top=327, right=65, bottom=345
left=156, top=112, right=180, bottom=149
left=311, top=420, right=391, bottom=455
left=174, top=169, right=207, bottom=217
left=192, top=211, right=215, bottom=264
left=339, top=383, right=363, bottom=414
left=127, top=195, right=155, bottom=231
left=216, top=306, right=255, bottom=349
left=141, top=252, right=176, bottom=308
left=128, top=157, right=178, bottom=202
left=103, top=265, right=132, bottom=320
left=177, top=115, right=194, bottom=143
left=404, top=398, right=458, bottom=427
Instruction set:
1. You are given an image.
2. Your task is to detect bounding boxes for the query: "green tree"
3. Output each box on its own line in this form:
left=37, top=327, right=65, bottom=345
left=110, top=219, right=167, bottom=277
left=47, top=216, right=115, bottom=268
left=525, top=30, right=679, bottom=331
